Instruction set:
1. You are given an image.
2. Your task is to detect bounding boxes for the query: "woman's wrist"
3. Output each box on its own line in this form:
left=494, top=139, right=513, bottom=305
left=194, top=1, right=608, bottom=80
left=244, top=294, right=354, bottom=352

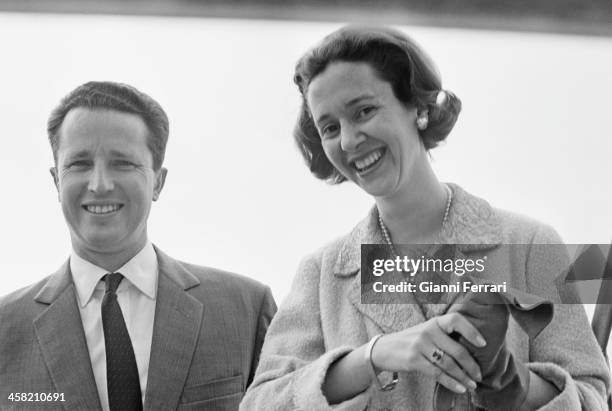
left=366, top=334, right=398, bottom=391
left=322, top=343, right=378, bottom=404
left=368, top=334, right=384, bottom=374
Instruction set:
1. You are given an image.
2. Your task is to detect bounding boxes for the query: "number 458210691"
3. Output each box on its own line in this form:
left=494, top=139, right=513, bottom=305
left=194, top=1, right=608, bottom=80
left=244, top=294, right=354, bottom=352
left=8, top=393, right=65, bottom=402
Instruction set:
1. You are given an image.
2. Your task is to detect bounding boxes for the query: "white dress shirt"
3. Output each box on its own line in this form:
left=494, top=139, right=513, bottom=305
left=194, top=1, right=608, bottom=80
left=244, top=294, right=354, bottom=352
left=70, top=243, right=158, bottom=411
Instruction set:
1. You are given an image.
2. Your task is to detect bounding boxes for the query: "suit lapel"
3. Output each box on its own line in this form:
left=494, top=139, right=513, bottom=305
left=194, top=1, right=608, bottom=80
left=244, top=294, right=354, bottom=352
left=144, top=249, right=203, bottom=410
left=33, top=261, right=102, bottom=411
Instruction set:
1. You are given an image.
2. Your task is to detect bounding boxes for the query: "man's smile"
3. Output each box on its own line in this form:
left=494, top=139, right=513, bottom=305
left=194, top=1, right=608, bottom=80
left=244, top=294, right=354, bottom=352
left=82, top=203, right=124, bottom=215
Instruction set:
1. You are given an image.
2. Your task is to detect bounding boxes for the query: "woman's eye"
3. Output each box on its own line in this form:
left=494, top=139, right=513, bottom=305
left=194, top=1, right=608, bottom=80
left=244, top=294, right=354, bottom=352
left=321, top=124, right=339, bottom=139
left=357, top=106, right=376, bottom=119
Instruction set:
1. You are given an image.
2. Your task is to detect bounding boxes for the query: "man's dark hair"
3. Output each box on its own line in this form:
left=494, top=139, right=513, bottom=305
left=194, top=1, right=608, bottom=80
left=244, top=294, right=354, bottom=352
left=48, top=81, right=169, bottom=170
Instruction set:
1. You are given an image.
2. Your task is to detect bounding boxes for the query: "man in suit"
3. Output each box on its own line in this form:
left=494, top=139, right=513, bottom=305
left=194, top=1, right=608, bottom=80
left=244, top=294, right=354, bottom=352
left=0, top=81, right=276, bottom=410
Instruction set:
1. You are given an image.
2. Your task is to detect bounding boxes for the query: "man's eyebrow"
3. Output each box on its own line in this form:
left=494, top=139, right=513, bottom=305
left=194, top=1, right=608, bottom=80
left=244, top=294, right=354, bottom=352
left=109, top=150, right=135, bottom=158
left=64, top=150, right=90, bottom=159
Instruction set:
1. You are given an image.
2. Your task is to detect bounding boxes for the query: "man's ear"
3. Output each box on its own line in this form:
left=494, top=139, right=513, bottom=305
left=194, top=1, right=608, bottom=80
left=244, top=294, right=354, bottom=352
left=152, top=167, right=168, bottom=201
left=50, top=167, right=60, bottom=202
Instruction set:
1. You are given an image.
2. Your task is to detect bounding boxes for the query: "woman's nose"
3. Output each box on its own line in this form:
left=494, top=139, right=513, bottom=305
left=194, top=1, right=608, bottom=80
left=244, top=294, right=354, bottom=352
left=88, top=164, right=114, bottom=193
left=340, top=124, right=366, bottom=152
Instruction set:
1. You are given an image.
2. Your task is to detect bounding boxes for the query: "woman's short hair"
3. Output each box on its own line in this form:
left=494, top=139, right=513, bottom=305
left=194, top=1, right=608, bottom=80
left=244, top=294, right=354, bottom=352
left=293, top=25, right=462, bottom=184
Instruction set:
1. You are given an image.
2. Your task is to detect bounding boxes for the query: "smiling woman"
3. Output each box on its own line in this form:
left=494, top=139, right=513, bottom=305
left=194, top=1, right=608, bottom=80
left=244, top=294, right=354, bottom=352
left=306, top=61, right=445, bottom=203
left=240, top=25, right=610, bottom=410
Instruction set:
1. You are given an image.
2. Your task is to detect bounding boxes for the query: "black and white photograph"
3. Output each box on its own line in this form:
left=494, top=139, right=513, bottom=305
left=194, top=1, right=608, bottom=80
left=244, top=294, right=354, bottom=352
left=0, top=1, right=611, bottom=410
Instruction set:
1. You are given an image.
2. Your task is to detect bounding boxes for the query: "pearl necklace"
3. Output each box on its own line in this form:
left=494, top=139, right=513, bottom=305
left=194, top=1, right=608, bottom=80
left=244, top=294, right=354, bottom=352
left=378, top=184, right=452, bottom=251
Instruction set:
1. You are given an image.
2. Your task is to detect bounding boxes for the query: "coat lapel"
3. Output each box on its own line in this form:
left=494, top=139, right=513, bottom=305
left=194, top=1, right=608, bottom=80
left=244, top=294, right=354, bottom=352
left=337, top=184, right=505, bottom=330
left=144, top=248, right=203, bottom=410
left=33, top=261, right=102, bottom=411
left=347, top=277, right=426, bottom=333
left=337, top=207, right=428, bottom=331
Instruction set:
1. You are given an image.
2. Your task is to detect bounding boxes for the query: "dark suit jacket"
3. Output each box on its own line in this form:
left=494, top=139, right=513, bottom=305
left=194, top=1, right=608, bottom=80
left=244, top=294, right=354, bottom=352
left=0, top=247, right=276, bottom=410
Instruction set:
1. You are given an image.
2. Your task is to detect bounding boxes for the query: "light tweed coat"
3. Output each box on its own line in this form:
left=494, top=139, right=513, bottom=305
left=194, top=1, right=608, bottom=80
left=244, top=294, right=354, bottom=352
left=241, top=184, right=610, bottom=410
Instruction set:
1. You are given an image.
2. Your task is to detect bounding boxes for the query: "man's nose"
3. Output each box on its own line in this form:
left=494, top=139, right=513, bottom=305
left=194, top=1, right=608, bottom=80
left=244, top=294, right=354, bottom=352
left=340, top=123, right=366, bottom=152
left=88, top=164, right=114, bottom=193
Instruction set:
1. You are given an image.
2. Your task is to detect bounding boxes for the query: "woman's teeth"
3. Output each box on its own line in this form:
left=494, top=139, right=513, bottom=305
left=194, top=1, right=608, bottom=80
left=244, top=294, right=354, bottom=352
left=354, top=149, right=383, bottom=172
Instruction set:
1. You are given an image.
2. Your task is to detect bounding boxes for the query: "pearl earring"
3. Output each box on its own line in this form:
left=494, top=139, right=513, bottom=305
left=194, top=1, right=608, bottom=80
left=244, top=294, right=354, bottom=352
left=436, top=90, right=447, bottom=105
left=416, top=113, right=429, bottom=130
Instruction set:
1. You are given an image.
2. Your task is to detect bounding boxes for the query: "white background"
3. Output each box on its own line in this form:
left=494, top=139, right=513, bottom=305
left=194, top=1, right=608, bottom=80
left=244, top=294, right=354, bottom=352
left=0, top=13, right=611, bottom=330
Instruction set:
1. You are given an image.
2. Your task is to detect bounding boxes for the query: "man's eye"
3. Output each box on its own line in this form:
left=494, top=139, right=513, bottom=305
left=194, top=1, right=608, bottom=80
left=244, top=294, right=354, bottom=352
left=66, top=160, right=91, bottom=169
left=113, top=160, right=137, bottom=168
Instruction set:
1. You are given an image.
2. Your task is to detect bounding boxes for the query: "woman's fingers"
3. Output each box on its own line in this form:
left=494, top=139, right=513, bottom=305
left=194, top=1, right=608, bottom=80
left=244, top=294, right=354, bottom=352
left=427, top=356, right=470, bottom=394
left=437, top=313, right=487, bottom=348
left=433, top=331, right=482, bottom=383
left=424, top=344, right=479, bottom=390
left=372, top=313, right=485, bottom=387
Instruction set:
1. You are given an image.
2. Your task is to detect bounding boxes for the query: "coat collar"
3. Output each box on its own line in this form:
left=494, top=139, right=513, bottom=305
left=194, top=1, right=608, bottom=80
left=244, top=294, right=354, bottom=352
left=333, top=184, right=503, bottom=277
left=34, top=245, right=201, bottom=304
left=153, top=245, right=201, bottom=291
left=34, top=259, right=73, bottom=304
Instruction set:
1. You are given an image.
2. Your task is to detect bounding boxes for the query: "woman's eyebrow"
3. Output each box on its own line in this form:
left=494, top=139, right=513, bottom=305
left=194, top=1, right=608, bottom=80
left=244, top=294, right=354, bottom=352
left=314, top=112, right=332, bottom=126
left=314, top=94, right=378, bottom=125
left=343, top=94, right=376, bottom=108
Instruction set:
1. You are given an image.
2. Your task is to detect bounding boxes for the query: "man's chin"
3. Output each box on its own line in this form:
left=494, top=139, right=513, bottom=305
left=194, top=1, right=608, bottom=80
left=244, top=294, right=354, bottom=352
left=70, top=226, right=147, bottom=257
left=73, top=234, right=127, bottom=255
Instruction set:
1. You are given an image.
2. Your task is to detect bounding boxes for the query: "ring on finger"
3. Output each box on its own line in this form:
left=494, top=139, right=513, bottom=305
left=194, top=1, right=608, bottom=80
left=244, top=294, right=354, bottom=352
left=431, top=348, right=445, bottom=365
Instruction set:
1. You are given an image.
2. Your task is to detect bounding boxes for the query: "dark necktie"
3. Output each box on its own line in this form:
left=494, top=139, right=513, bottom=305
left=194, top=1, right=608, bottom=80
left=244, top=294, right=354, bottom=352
left=101, top=273, right=143, bottom=411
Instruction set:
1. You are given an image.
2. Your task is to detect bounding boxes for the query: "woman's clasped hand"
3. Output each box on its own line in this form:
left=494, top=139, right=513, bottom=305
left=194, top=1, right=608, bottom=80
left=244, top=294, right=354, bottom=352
left=371, top=313, right=486, bottom=394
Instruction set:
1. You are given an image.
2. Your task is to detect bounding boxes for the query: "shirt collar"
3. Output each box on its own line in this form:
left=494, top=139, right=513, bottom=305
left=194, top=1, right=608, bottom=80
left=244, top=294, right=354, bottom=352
left=70, top=242, right=158, bottom=308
